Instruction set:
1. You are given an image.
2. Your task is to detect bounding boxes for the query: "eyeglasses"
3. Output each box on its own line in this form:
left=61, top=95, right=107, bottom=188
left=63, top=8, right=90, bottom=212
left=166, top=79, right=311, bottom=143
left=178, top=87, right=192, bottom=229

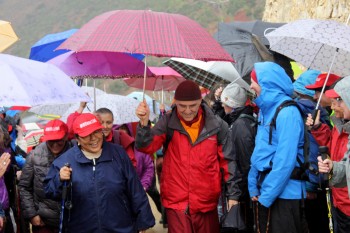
left=79, top=129, right=103, bottom=140
left=336, top=97, right=343, bottom=102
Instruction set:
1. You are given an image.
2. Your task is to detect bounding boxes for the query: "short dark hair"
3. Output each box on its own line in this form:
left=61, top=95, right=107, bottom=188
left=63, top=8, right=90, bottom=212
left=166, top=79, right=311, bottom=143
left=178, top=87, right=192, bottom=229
left=95, top=108, right=114, bottom=119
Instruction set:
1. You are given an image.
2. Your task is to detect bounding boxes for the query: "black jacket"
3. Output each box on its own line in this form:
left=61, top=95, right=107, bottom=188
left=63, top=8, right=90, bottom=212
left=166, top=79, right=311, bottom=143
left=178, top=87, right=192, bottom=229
left=224, top=106, right=257, bottom=199
left=18, top=141, right=72, bottom=227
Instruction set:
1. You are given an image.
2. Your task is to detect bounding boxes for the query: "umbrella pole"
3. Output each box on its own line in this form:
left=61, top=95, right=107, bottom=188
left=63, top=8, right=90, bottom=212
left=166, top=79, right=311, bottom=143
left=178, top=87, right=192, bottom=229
left=142, top=57, right=147, bottom=101
left=161, top=76, right=164, bottom=104
left=93, top=79, right=96, bottom=112
left=315, top=48, right=338, bottom=111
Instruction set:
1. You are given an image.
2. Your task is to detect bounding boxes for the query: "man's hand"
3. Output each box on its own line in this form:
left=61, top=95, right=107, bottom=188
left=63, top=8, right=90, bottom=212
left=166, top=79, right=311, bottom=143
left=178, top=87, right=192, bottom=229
left=317, top=156, right=333, bottom=173
left=30, top=215, right=45, bottom=226
left=59, top=166, right=72, bottom=181
left=77, top=101, right=87, bottom=114
left=136, top=100, right=150, bottom=126
left=251, top=196, right=259, bottom=202
left=227, top=199, right=239, bottom=211
left=306, top=112, right=320, bottom=130
left=0, top=153, right=11, bottom=178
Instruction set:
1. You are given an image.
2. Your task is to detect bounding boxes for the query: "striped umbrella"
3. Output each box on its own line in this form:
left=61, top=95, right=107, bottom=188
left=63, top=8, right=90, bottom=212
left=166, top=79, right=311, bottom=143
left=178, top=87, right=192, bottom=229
left=57, top=10, right=233, bottom=62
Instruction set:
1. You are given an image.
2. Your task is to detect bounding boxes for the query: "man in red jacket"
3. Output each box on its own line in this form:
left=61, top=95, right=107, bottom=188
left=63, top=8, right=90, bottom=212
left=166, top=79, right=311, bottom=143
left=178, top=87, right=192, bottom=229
left=135, top=80, right=240, bottom=233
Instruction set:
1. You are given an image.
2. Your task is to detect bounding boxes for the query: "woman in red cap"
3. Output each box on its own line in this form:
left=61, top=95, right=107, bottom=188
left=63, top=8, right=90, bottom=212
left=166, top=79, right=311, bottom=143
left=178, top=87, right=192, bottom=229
left=44, top=113, right=155, bottom=233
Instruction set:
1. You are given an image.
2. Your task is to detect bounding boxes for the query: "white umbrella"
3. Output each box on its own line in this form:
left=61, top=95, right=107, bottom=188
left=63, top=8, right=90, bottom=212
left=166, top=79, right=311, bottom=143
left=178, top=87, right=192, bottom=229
left=0, top=54, right=91, bottom=107
left=266, top=19, right=350, bottom=110
left=60, top=93, right=156, bottom=125
left=29, top=86, right=106, bottom=116
left=266, top=19, right=350, bottom=77
left=163, top=57, right=252, bottom=92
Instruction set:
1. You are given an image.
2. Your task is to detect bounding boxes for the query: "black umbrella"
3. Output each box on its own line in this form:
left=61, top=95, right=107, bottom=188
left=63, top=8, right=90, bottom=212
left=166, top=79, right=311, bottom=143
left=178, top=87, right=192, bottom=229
left=231, top=20, right=285, bottom=46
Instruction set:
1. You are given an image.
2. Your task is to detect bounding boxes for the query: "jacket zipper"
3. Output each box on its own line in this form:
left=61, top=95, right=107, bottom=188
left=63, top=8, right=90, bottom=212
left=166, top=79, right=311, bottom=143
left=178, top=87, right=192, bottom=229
left=92, top=158, right=96, bottom=178
left=92, top=158, right=101, bottom=231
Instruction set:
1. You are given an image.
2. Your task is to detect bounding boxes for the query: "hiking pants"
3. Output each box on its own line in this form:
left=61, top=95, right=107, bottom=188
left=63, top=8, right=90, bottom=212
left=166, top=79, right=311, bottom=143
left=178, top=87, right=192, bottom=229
left=166, top=208, right=220, bottom=233
left=333, top=207, right=350, bottom=233
left=256, top=199, right=308, bottom=233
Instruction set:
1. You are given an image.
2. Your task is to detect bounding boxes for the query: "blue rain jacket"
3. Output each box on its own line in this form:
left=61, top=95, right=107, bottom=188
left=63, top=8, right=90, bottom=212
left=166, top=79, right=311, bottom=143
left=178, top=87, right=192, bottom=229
left=44, top=142, right=155, bottom=233
left=248, top=62, right=306, bottom=208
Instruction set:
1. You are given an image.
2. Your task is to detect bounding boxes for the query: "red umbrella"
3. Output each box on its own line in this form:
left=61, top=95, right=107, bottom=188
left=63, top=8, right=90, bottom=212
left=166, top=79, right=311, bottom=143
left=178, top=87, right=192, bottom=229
left=124, top=67, right=185, bottom=91
left=58, top=10, right=233, bottom=62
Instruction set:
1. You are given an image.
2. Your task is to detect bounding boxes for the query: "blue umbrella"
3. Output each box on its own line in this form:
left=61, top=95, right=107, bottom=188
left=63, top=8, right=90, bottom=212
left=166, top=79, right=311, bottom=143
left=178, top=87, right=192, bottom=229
left=30, top=28, right=145, bottom=62
left=29, top=29, right=78, bottom=62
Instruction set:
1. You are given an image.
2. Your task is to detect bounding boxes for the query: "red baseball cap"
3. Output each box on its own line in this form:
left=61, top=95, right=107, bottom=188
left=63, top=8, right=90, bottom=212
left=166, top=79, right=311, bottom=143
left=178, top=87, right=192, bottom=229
left=305, top=73, right=340, bottom=90
left=325, top=89, right=340, bottom=98
left=42, top=120, right=68, bottom=141
left=73, top=113, right=103, bottom=137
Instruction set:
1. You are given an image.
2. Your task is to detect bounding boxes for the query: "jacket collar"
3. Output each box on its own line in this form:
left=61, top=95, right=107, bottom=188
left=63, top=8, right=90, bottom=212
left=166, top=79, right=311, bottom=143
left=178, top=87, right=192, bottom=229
left=74, top=142, right=113, bottom=164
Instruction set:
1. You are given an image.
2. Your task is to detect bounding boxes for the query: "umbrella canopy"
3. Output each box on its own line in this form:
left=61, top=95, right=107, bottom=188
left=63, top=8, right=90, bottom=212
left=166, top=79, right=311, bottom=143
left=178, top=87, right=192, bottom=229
left=29, top=86, right=106, bottom=116
left=47, top=51, right=153, bottom=79
left=29, top=29, right=78, bottom=62
left=164, top=57, right=251, bottom=92
left=60, top=93, right=156, bottom=125
left=124, top=67, right=185, bottom=91
left=214, top=22, right=264, bottom=81
left=230, top=20, right=285, bottom=46
left=0, top=20, right=19, bottom=52
left=57, top=10, right=233, bottom=62
left=0, top=54, right=91, bottom=107
left=266, top=19, right=350, bottom=77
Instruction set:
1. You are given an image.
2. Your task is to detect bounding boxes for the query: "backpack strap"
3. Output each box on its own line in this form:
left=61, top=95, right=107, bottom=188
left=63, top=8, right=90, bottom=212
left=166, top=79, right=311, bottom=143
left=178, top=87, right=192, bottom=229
left=269, top=100, right=298, bottom=145
left=269, top=100, right=310, bottom=180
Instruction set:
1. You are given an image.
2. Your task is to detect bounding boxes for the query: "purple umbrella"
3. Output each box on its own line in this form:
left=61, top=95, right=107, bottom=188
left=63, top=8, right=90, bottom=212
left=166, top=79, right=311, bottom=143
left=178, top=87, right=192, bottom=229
left=47, top=51, right=153, bottom=79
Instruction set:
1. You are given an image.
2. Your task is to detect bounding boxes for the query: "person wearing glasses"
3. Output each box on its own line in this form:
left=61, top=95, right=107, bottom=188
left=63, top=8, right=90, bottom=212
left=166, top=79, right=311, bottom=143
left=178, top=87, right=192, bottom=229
left=18, top=119, right=73, bottom=233
left=312, top=76, right=350, bottom=233
left=44, top=113, right=155, bottom=233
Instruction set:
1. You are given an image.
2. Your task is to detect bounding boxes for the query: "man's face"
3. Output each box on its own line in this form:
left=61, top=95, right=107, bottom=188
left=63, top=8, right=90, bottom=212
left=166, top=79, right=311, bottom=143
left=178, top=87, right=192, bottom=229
left=46, top=136, right=67, bottom=156
left=340, top=99, right=350, bottom=120
left=314, top=91, right=331, bottom=107
left=250, top=79, right=261, bottom=97
left=98, top=113, right=113, bottom=137
left=175, top=99, right=202, bottom=121
left=330, top=98, right=344, bottom=119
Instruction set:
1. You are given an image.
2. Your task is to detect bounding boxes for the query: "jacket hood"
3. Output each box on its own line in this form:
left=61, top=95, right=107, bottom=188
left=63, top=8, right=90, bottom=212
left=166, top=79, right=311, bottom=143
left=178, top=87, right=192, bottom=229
left=334, top=76, right=350, bottom=109
left=254, top=62, right=294, bottom=121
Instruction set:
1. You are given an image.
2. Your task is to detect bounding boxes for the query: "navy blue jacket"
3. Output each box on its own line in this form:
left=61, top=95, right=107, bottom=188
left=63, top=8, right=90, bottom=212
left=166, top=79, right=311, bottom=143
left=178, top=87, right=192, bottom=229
left=44, top=142, right=155, bottom=233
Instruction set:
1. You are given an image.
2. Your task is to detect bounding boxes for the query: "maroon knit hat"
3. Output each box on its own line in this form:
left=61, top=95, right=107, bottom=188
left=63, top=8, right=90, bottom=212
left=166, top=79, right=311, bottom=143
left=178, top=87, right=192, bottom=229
left=174, top=80, right=202, bottom=101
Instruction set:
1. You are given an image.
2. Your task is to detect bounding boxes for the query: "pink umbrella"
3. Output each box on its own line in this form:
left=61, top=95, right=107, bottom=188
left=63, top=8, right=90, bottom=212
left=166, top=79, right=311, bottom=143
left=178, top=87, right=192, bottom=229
left=124, top=67, right=185, bottom=91
left=47, top=51, right=153, bottom=79
left=57, top=10, right=233, bottom=62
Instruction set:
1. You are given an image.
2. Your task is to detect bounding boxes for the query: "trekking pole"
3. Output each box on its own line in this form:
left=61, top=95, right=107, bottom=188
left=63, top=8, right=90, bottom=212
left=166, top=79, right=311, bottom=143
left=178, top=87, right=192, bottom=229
left=319, top=146, right=334, bottom=233
left=252, top=201, right=257, bottom=233
left=59, top=163, right=71, bottom=233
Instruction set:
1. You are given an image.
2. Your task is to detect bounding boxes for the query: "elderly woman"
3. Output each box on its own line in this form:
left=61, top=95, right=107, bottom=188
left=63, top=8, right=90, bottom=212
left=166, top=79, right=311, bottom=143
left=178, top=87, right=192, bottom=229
left=44, top=113, right=155, bottom=233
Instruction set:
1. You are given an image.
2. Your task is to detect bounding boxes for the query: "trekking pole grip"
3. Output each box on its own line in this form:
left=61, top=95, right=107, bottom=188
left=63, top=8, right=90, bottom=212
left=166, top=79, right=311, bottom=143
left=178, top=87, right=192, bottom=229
left=319, top=146, right=329, bottom=182
left=62, top=163, right=71, bottom=200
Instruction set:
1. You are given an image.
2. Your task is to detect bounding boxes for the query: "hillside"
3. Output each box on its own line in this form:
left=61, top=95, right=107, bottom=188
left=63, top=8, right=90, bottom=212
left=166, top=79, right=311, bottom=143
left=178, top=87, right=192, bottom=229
left=1, top=0, right=264, bottom=57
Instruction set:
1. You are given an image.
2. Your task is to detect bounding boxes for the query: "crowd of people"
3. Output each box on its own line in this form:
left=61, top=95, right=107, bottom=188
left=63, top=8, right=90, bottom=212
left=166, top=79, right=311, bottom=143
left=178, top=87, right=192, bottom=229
left=0, top=60, right=350, bottom=233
